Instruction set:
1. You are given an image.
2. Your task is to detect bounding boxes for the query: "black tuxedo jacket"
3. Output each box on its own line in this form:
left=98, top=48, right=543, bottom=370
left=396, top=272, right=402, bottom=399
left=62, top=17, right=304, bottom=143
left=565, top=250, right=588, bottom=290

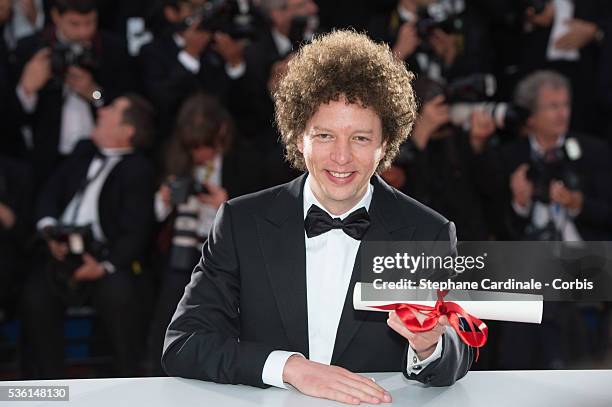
left=163, top=174, right=473, bottom=388
left=37, top=140, right=155, bottom=272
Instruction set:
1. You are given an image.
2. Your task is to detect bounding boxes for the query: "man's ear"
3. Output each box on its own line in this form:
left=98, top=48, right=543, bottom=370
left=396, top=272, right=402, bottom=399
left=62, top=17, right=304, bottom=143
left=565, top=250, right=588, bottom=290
left=297, top=134, right=304, bottom=154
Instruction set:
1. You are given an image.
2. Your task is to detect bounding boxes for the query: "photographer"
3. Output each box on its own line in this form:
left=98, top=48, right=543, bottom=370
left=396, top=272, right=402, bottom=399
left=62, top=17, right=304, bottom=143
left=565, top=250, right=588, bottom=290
left=382, top=76, right=495, bottom=241
left=13, top=0, right=132, bottom=188
left=21, top=93, right=156, bottom=379
left=148, top=93, right=264, bottom=375
left=367, top=0, right=495, bottom=82
left=517, top=0, right=609, bottom=134
left=230, top=0, right=318, bottom=147
left=494, top=71, right=611, bottom=241
left=139, top=0, right=252, bottom=144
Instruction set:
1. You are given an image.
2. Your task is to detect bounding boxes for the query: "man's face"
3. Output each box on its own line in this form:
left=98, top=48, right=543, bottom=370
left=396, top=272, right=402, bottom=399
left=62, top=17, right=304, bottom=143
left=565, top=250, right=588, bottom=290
left=298, top=98, right=386, bottom=215
left=92, top=98, right=133, bottom=148
left=527, top=86, right=571, bottom=141
left=52, top=10, right=98, bottom=44
left=272, top=0, right=318, bottom=32
left=0, top=0, right=11, bottom=25
left=191, top=145, right=218, bottom=165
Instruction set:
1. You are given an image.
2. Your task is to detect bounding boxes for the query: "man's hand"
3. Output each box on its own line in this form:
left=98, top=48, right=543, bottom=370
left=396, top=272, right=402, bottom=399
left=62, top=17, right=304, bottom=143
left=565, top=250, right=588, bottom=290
left=526, top=3, right=554, bottom=28
left=387, top=310, right=447, bottom=360
left=65, top=66, right=99, bottom=101
left=47, top=239, right=69, bottom=262
left=0, top=202, right=16, bottom=230
left=282, top=355, right=392, bottom=405
left=72, top=253, right=106, bottom=281
left=469, top=110, right=496, bottom=153
left=550, top=180, right=583, bottom=212
left=412, top=95, right=450, bottom=150
left=430, top=29, right=457, bottom=66
left=197, top=183, right=228, bottom=209
left=510, top=163, right=534, bottom=209
left=19, top=47, right=52, bottom=95
left=555, top=19, right=598, bottom=50
left=392, top=22, right=420, bottom=61
left=212, top=32, right=245, bottom=67
left=183, top=24, right=212, bottom=58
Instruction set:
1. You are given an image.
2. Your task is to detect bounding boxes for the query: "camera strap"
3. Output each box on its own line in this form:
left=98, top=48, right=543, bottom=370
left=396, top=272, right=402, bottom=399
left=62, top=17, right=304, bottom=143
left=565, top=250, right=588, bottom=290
left=68, top=154, right=109, bottom=225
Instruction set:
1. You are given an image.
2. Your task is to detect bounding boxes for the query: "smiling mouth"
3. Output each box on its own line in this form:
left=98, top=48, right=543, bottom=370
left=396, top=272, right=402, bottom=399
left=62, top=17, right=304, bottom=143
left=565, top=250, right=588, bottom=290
left=329, top=171, right=353, bottom=178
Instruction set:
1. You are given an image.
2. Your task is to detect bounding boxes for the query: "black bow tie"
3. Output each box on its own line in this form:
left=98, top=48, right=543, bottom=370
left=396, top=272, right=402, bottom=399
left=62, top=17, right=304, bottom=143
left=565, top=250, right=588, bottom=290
left=304, top=204, right=371, bottom=240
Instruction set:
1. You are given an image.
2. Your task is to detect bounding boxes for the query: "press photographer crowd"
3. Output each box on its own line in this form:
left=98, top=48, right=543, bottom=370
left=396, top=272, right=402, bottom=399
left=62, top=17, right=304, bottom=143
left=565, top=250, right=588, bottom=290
left=1, top=0, right=611, bottom=379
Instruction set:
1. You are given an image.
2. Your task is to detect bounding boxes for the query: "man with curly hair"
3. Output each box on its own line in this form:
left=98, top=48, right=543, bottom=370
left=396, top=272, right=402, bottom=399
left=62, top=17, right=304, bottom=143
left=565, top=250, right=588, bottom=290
left=163, top=30, right=472, bottom=404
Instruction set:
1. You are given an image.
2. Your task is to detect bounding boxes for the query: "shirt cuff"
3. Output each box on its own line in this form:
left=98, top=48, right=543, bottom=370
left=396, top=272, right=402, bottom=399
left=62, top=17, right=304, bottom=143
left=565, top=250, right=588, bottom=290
left=406, top=336, right=443, bottom=375
left=512, top=200, right=532, bottom=218
left=154, top=190, right=173, bottom=222
left=16, top=84, right=39, bottom=113
left=262, top=350, right=303, bottom=389
left=225, top=61, right=245, bottom=79
left=178, top=50, right=201, bottom=73
left=37, top=217, right=58, bottom=233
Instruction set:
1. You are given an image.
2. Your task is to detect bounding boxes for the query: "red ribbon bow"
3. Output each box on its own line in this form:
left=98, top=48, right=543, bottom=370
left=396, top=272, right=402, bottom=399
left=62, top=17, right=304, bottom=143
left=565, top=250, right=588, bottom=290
left=373, top=290, right=488, bottom=361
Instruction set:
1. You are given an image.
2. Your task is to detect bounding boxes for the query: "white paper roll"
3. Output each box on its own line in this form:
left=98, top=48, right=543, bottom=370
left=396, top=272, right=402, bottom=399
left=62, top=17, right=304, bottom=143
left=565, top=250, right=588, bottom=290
left=353, top=283, right=543, bottom=324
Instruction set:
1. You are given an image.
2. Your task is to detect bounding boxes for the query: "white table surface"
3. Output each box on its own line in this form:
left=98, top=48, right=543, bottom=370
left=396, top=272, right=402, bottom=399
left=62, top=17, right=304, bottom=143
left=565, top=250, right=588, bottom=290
left=1, top=370, right=611, bottom=406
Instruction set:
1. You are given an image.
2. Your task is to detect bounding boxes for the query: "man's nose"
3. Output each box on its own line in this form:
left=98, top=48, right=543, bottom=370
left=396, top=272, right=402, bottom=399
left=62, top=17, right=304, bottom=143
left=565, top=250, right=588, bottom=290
left=330, top=139, right=351, bottom=165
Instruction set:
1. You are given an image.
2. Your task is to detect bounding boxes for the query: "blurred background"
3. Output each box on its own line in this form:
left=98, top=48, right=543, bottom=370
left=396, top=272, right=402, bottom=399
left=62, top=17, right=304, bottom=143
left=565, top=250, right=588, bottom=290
left=1, top=0, right=611, bottom=379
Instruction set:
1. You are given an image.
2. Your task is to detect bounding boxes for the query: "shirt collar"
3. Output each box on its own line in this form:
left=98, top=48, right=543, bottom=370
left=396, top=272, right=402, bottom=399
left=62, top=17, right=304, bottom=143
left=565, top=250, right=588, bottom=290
left=100, top=146, right=133, bottom=157
left=303, top=173, right=373, bottom=220
left=528, top=133, right=566, bottom=157
left=271, top=29, right=292, bottom=56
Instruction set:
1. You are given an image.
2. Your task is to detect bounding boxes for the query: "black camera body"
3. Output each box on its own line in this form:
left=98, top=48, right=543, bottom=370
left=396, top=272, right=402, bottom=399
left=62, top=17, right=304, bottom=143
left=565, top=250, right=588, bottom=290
left=169, top=177, right=209, bottom=205
left=527, top=147, right=581, bottom=204
left=50, top=42, right=98, bottom=79
left=183, top=0, right=256, bottom=39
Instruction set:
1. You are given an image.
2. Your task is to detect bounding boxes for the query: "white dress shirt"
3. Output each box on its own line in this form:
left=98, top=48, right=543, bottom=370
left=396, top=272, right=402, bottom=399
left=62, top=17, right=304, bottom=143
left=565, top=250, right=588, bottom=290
left=37, top=147, right=133, bottom=244
left=261, top=175, right=442, bottom=389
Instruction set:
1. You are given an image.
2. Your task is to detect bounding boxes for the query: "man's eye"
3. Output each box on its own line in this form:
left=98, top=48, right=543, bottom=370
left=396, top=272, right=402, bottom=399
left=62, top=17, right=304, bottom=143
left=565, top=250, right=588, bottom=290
left=354, top=136, right=370, bottom=142
left=317, top=133, right=331, bottom=139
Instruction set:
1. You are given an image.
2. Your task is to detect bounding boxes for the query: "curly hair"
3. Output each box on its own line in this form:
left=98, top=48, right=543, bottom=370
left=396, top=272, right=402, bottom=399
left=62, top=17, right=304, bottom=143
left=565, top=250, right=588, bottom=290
left=273, top=30, right=417, bottom=172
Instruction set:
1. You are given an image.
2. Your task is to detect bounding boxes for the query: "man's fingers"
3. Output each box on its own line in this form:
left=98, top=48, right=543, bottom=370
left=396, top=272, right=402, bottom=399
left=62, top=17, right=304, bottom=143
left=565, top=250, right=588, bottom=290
left=339, top=370, right=388, bottom=396
left=324, top=388, right=361, bottom=405
left=333, top=380, right=383, bottom=404
left=387, top=316, right=415, bottom=340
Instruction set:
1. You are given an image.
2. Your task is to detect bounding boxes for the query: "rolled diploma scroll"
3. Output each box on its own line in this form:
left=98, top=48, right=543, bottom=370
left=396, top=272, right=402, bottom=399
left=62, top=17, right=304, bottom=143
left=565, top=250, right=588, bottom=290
left=353, top=282, right=543, bottom=324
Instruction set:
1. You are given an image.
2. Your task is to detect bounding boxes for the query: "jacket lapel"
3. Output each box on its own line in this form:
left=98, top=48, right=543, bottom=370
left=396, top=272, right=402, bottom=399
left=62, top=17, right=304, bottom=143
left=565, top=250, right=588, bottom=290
left=256, top=174, right=310, bottom=356
left=331, top=175, right=415, bottom=363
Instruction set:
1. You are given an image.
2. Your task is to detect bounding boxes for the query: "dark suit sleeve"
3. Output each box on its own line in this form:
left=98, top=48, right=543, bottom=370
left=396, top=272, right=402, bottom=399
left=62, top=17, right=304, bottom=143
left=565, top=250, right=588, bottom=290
left=105, top=160, right=155, bottom=270
left=402, top=221, right=474, bottom=386
left=162, top=202, right=276, bottom=387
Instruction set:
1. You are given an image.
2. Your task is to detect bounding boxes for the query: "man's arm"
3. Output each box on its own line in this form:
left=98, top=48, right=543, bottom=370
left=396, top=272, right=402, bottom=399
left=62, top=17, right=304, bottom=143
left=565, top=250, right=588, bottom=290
left=401, top=221, right=474, bottom=386
left=162, top=202, right=277, bottom=387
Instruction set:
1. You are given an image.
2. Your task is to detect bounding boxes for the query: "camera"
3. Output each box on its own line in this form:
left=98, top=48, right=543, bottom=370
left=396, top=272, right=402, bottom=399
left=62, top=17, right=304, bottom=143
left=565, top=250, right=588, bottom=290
left=183, top=0, right=257, bottom=39
left=414, top=74, right=530, bottom=133
left=169, top=177, right=210, bottom=205
left=526, top=143, right=582, bottom=204
left=50, top=42, right=98, bottom=79
left=47, top=224, right=95, bottom=256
